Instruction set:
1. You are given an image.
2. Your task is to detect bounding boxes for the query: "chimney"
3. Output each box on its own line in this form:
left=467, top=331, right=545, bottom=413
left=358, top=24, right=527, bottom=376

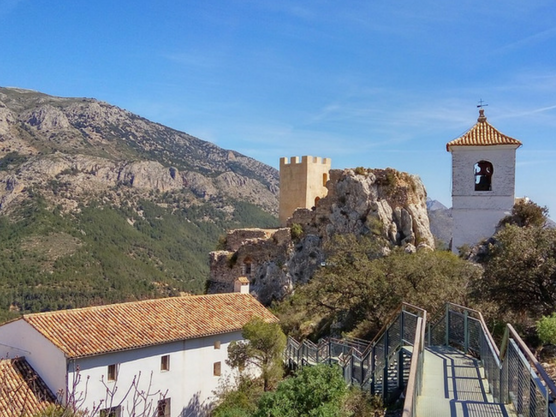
left=234, top=276, right=250, bottom=294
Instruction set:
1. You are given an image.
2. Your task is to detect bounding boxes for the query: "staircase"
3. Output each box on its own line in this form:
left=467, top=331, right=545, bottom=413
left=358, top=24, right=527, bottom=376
left=284, top=302, right=556, bottom=417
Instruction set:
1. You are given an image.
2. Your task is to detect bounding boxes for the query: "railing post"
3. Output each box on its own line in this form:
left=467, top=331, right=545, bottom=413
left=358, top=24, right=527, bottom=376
left=464, top=310, right=469, bottom=353
left=383, top=328, right=389, bottom=400
left=316, top=343, right=319, bottom=364
left=445, top=304, right=450, bottom=347
left=398, top=348, right=404, bottom=390
left=401, top=309, right=405, bottom=344
left=371, top=344, right=376, bottom=396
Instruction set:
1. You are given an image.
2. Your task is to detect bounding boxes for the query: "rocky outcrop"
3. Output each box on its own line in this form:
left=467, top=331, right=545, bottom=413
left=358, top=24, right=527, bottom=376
left=0, top=87, right=279, bottom=215
left=208, top=168, right=435, bottom=305
left=313, top=168, right=434, bottom=249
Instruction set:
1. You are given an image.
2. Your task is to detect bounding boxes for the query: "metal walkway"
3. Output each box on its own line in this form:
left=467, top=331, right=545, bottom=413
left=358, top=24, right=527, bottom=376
left=417, top=346, right=513, bottom=417
left=285, top=303, right=556, bottom=417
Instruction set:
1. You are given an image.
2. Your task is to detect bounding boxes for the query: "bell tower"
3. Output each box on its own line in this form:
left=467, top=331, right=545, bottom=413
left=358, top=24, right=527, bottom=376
left=447, top=109, right=522, bottom=251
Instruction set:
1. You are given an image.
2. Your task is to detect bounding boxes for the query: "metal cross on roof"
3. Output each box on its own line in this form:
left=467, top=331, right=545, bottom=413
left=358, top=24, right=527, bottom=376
left=477, top=99, right=489, bottom=108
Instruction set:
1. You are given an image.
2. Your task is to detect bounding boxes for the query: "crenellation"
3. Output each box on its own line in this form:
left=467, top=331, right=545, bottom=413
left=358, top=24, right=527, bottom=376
left=279, top=155, right=331, bottom=225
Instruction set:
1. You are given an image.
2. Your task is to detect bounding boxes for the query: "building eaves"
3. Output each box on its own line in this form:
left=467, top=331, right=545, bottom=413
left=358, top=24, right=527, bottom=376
left=20, top=293, right=278, bottom=359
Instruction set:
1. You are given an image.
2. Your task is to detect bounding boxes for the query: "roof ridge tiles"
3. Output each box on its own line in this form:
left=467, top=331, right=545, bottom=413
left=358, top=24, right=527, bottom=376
left=446, top=111, right=522, bottom=151
left=13, top=293, right=277, bottom=359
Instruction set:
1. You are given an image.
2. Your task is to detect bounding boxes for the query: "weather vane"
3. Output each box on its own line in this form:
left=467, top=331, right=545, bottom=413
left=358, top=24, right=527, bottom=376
left=477, top=99, right=488, bottom=109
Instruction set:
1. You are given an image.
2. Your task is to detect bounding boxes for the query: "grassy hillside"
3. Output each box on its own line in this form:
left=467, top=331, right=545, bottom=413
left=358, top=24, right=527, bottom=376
left=0, top=189, right=278, bottom=322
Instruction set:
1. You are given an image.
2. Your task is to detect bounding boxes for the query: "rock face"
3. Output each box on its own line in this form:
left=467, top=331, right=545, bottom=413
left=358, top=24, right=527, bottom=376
left=315, top=168, right=434, bottom=249
left=208, top=168, right=435, bottom=305
left=0, top=87, right=279, bottom=215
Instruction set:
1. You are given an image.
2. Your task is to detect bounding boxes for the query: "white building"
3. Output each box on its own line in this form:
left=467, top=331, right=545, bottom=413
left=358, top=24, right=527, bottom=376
left=0, top=293, right=278, bottom=416
left=447, top=109, right=522, bottom=251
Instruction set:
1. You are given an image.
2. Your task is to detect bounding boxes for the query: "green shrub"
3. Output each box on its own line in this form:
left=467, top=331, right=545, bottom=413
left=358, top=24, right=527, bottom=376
left=537, top=313, right=556, bottom=345
left=290, top=223, right=303, bottom=240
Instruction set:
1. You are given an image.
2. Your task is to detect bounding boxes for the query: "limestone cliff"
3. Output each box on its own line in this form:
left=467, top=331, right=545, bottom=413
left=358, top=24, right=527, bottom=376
left=0, top=87, right=279, bottom=216
left=208, top=168, right=434, bottom=304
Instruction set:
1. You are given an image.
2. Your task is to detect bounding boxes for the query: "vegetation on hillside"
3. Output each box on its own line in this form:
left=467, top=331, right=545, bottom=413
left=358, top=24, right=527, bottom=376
left=471, top=200, right=555, bottom=328
left=274, top=234, right=479, bottom=341
left=0, top=189, right=278, bottom=322
left=273, top=199, right=556, bottom=344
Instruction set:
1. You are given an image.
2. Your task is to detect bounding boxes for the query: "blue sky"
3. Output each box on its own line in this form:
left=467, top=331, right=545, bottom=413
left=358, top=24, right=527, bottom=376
left=1, top=0, right=555, bottom=213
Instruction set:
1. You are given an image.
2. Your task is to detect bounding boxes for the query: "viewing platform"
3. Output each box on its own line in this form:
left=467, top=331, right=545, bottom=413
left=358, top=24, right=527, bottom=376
left=417, top=346, right=514, bottom=417
left=285, top=303, right=556, bottom=417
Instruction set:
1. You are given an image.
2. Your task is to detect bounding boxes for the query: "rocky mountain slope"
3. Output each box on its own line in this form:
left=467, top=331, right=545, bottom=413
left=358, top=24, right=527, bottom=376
left=0, top=87, right=279, bottom=321
left=0, top=87, right=278, bottom=214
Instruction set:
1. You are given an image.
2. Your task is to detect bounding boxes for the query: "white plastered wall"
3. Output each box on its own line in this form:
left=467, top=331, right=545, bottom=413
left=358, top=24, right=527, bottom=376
left=450, top=145, right=518, bottom=250
left=68, top=330, right=242, bottom=417
left=0, top=319, right=67, bottom=397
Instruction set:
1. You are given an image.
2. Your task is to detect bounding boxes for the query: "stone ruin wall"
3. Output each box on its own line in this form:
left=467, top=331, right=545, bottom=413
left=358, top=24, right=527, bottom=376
left=207, top=228, right=293, bottom=303
left=208, top=168, right=435, bottom=305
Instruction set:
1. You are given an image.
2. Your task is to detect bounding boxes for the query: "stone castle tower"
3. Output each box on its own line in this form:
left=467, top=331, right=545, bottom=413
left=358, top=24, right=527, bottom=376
left=447, top=109, right=522, bottom=251
left=279, top=156, right=331, bottom=226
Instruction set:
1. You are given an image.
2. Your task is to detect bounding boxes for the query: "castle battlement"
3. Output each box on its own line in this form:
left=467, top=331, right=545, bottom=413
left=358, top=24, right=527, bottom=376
left=280, top=156, right=331, bottom=166
left=279, top=155, right=331, bottom=226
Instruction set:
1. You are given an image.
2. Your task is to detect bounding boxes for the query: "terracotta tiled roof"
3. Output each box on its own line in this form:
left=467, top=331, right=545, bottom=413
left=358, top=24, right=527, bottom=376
left=0, top=357, right=56, bottom=417
left=21, top=294, right=279, bottom=359
left=446, top=110, right=522, bottom=151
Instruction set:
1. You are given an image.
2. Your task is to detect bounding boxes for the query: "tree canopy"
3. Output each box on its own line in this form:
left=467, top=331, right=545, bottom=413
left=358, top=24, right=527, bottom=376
left=276, top=234, right=478, bottom=340
left=227, top=317, right=287, bottom=392
left=255, top=364, right=348, bottom=417
left=477, top=223, right=556, bottom=318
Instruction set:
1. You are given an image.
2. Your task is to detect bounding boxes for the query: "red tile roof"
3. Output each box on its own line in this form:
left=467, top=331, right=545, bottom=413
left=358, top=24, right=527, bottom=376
left=0, top=357, right=56, bottom=417
left=21, top=294, right=279, bottom=359
left=446, top=110, right=522, bottom=151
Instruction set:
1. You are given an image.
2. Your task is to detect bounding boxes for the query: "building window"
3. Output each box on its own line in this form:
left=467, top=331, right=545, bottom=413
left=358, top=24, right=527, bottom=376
left=100, top=406, right=121, bottom=417
left=107, top=364, right=118, bottom=381
left=242, top=258, right=252, bottom=276
left=213, top=361, right=221, bottom=376
left=161, top=355, right=170, bottom=371
left=323, top=173, right=328, bottom=186
left=214, top=340, right=221, bottom=349
left=475, top=160, right=493, bottom=191
left=157, top=398, right=171, bottom=417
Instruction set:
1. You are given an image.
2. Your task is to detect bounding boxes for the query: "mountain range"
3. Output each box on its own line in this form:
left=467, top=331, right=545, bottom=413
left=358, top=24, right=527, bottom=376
left=0, top=87, right=279, bottom=321
left=0, top=87, right=468, bottom=322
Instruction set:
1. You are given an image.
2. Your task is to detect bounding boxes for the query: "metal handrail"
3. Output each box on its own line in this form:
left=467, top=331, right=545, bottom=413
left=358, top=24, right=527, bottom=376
left=401, top=314, right=426, bottom=417
left=446, top=302, right=500, bottom=356
left=369, top=302, right=426, bottom=347
left=429, top=303, right=556, bottom=416
left=503, top=323, right=556, bottom=402
left=285, top=302, right=425, bottom=401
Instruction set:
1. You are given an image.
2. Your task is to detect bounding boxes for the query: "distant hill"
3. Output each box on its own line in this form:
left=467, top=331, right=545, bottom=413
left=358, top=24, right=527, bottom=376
left=0, top=87, right=279, bottom=321
left=426, top=198, right=453, bottom=249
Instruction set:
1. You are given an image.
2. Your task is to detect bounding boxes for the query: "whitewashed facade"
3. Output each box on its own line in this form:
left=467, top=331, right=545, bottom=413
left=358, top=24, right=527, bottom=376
left=0, top=293, right=277, bottom=416
left=447, top=110, right=522, bottom=251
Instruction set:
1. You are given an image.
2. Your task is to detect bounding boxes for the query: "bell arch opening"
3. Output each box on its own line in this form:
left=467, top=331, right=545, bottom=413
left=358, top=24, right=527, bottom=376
left=474, top=160, right=493, bottom=191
